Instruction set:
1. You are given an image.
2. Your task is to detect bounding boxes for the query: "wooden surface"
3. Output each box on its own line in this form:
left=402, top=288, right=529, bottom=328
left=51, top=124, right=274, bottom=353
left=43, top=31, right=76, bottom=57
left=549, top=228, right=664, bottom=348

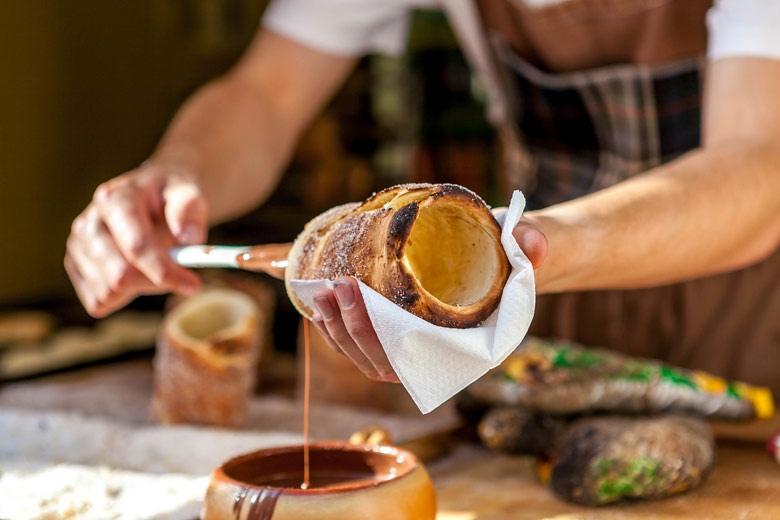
left=431, top=441, right=780, bottom=520
left=2, top=360, right=779, bottom=520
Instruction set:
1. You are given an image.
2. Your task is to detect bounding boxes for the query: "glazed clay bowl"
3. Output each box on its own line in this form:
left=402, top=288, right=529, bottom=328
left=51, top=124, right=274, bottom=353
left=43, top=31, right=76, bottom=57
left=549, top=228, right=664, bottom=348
left=202, top=441, right=436, bottom=520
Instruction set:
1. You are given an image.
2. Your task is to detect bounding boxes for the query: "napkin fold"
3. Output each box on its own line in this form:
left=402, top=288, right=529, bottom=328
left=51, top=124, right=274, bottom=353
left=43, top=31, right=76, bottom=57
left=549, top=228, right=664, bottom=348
left=290, top=191, right=535, bottom=413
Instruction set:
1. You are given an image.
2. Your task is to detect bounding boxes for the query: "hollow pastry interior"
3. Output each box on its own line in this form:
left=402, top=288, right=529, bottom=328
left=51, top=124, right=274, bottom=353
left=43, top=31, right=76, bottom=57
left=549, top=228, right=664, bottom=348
left=402, top=202, right=502, bottom=307
left=167, top=289, right=258, bottom=352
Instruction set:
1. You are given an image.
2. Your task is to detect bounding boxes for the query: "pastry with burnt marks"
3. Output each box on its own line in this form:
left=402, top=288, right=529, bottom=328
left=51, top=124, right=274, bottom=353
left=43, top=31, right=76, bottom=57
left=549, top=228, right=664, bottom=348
left=475, top=408, right=715, bottom=505
left=477, top=406, right=564, bottom=456
left=550, top=415, right=714, bottom=506
left=285, top=183, right=510, bottom=328
left=467, top=337, right=774, bottom=421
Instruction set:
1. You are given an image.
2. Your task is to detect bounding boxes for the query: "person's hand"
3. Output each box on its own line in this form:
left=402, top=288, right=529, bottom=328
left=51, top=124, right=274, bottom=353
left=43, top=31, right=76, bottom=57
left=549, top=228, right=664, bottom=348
left=511, top=216, right=548, bottom=269
left=491, top=206, right=548, bottom=270
left=309, top=217, right=548, bottom=383
left=65, top=163, right=207, bottom=317
left=311, top=276, right=400, bottom=383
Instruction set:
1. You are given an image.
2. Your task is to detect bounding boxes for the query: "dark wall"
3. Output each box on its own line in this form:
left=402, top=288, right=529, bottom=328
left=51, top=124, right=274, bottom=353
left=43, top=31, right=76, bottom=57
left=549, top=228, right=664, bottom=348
left=0, top=1, right=266, bottom=304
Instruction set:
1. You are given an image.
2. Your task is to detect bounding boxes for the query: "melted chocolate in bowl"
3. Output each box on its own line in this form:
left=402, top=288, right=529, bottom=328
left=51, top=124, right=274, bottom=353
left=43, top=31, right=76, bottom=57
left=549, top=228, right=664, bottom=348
left=221, top=443, right=415, bottom=493
left=249, top=471, right=394, bottom=489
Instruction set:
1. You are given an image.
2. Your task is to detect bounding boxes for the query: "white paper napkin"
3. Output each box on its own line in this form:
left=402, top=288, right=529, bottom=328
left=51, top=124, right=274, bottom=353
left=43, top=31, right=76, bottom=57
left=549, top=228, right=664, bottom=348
left=290, top=191, right=535, bottom=414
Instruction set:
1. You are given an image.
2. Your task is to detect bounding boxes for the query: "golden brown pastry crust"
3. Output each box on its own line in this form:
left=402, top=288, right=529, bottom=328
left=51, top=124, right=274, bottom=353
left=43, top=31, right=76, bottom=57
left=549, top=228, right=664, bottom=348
left=285, top=183, right=510, bottom=328
left=153, top=289, right=261, bottom=428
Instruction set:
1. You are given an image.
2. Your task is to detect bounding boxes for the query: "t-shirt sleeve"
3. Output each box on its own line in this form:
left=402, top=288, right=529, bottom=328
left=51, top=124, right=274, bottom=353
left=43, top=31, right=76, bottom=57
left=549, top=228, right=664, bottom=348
left=708, top=0, right=780, bottom=61
left=262, top=0, right=434, bottom=57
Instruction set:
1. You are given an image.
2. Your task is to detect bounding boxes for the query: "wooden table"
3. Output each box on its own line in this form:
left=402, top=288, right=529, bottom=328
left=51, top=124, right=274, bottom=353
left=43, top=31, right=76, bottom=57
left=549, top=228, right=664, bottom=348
left=2, top=360, right=779, bottom=520
left=431, top=440, right=780, bottom=520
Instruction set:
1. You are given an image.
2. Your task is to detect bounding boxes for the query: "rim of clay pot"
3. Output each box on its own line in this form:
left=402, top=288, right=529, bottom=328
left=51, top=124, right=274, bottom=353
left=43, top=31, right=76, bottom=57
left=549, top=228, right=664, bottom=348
left=214, top=441, right=421, bottom=495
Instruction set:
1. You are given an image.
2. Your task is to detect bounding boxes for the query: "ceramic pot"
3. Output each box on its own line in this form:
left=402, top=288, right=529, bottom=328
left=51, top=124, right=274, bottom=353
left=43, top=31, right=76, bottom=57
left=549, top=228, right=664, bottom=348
left=202, top=442, right=436, bottom=520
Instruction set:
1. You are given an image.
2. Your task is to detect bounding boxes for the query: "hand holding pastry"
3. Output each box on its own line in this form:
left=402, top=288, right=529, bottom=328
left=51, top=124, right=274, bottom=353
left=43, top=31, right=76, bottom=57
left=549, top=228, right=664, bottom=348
left=309, top=215, right=548, bottom=383
left=492, top=206, right=548, bottom=273
left=510, top=217, right=548, bottom=272
left=298, top=186, right=549, bottom=384
left=311, top=276, right=399, bottom=383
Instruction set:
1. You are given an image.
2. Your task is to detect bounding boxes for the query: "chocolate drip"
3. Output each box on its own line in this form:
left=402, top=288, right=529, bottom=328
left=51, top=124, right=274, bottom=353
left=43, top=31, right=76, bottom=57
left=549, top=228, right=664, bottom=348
left=247, top=488, right=282, bottom=520
left=302, top=319, right=311, bottom=490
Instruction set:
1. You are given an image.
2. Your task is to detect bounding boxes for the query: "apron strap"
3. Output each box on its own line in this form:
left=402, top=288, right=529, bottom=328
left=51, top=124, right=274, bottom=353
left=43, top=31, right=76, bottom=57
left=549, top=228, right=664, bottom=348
left=439, top=0, right=537, bottom=194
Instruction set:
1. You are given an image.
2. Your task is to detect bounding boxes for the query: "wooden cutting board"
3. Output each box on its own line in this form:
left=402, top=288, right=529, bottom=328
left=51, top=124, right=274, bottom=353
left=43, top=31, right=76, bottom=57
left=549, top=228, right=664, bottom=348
left=431, top=439, right=780, bottom=520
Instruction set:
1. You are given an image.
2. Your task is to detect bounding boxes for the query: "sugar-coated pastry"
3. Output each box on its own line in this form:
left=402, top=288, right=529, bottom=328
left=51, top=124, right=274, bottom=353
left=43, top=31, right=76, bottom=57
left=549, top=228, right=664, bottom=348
left=285, top=183, right=510, bottom=328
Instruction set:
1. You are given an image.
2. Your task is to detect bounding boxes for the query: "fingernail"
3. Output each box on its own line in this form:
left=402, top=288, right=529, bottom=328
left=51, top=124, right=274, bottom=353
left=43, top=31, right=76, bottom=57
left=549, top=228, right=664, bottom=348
left=334, top=281, right=355, bottom=309
left=311, top=312, right=323, bottom=322
left=514, top=226, right=547, bottom=268
left=178, top=225, right=202, bottom=245
left=314, top=297, right=334, bottom=320
left=381, top=370, right=397, bottom=382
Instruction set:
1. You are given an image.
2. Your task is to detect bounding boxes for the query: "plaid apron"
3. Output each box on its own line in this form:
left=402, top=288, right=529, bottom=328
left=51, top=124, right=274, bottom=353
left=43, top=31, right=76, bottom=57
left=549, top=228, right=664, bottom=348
left=466, top=1, right=780, bottom=393
left=500, top=47, right=703, bottom=210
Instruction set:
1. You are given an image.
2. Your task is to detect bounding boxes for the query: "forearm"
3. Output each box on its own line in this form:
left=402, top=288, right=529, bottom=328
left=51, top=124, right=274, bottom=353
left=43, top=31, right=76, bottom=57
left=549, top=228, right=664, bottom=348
left=151, top=75, right=297, bottom=224
left=148, top=30, right=356, bottom=225
left=529, top=143, right=780, bottom=293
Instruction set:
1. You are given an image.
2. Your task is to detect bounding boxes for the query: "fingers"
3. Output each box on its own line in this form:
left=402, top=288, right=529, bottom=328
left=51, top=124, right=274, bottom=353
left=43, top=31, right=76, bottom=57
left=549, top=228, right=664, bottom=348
left=65, top=169, right=207, bottom=317
left=310, top=318, right=344, bottom=356
left=94, top=178, right=200, bottom=292
left=512, top=217, right=548, bottom=269
left=495, top=208, right=548, bottom=269
left=333, top=278, right=398, bottom=382
left=162, top=180, right=208, bottom=245
left=313, top=291, right=380, bottom=380
left=64, top=254, right=101, bottom=316
left=66, top=208, right=168, bottom=317
left=66, top=218, right=111, bottom=307
left=311, top=278, right=399, bottom=383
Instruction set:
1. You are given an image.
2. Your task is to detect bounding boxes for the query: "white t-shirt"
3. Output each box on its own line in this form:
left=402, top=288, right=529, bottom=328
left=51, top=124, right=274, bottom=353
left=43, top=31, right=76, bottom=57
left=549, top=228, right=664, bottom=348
left=262, top=0, right=780, bottom=61
left=262, top=0, right=434, bottom=57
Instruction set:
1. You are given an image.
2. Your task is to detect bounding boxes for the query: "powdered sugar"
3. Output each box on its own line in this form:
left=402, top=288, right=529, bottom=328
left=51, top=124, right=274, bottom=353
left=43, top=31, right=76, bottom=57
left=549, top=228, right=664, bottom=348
left=317, top=213, right=372, bottom=280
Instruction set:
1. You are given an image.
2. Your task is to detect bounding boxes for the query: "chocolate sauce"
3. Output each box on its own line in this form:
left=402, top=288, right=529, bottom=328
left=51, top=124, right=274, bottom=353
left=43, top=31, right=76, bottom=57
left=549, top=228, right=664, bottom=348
left=302, top=319, right=311, bottom=490
left=249, top=471, right=393, bottom=489
left=226, top=319, right=407, bottom=519
left=229, top=319, right=310, bottom=520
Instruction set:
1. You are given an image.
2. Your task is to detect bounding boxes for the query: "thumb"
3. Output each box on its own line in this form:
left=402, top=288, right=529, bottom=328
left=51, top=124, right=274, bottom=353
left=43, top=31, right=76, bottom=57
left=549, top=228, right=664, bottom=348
left=512, top=218, right=548, bottom=269
left=162, top=181, right=208, bottom=245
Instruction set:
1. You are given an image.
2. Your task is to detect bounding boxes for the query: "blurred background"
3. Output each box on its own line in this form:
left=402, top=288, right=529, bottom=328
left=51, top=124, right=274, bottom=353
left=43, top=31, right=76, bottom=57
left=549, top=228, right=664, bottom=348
left=0, top=0, right=499, bottom=382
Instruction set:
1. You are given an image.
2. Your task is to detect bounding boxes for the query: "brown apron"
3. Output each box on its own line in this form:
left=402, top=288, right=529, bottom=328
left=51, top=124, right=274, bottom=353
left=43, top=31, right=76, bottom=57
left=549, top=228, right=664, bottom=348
left=472, top=0, right=780, bottom=394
